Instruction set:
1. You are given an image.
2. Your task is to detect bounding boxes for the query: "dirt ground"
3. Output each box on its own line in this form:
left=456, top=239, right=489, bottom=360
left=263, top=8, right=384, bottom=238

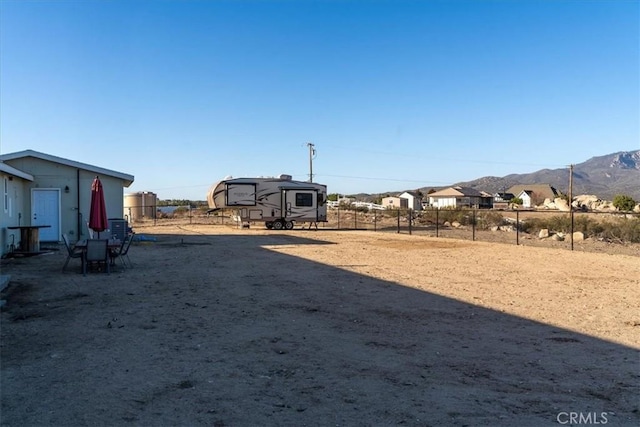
left=1, top=224, right=639, bottom=426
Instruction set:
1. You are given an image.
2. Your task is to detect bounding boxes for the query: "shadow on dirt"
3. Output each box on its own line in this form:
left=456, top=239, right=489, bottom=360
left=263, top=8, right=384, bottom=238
left=1, top=233, right=638, bottom=426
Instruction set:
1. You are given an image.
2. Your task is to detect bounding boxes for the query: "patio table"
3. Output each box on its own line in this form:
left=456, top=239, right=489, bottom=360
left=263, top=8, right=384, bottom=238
left=75, top=238, right=122, bottom=272
left=7, top=225, right=51, bottom=254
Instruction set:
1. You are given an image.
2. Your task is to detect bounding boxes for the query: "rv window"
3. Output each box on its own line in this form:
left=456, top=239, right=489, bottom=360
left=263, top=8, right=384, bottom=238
left=295, top=193, right=313, bottom=207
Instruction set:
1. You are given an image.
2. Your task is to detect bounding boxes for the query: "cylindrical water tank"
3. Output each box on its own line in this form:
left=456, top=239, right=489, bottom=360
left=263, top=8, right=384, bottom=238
left=124, top=192, right=157, bottom=222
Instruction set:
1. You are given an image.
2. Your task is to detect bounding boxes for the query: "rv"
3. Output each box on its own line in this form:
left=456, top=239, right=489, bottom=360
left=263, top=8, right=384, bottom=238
left=206, top=175, right=328, bottom=229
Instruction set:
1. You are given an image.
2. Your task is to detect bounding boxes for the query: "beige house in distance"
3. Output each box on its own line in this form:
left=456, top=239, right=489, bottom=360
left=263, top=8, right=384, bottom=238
left=381, top=191, right=423, bottom=211
left=428, top=186, right=487, bottom=208
left=381, top=196, right=408, bottom=210
left=0, top=150, right=134, bottom=257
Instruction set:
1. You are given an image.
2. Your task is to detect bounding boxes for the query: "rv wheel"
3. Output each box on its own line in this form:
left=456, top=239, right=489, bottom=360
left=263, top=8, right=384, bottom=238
left=284, top=221, right=294, bottom=230
left=265, top=222, right=273, bottom=229
left=272, top=220, right=284, bottom=230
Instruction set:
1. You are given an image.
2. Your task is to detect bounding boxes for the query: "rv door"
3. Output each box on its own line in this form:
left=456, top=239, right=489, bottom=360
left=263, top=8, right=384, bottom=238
left=283, top=190, right=317, bottom=220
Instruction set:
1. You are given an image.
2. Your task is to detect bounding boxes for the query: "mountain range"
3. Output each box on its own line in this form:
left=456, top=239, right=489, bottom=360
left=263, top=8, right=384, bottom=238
left=363, top=150, right=640, bottom=202
left=453, top=150, right=640, bottom=201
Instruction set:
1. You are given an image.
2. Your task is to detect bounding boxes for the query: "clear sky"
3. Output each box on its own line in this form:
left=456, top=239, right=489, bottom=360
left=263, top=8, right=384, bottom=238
left=1, top=0, right=638, bottom=200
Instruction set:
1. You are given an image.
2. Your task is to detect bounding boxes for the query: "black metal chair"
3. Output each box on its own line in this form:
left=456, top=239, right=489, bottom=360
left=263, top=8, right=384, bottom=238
left=83, top=239, right=110, bottom=275
left=62, top=234, right=83, bottom=272
left=110, top=232, right=135, bottom=269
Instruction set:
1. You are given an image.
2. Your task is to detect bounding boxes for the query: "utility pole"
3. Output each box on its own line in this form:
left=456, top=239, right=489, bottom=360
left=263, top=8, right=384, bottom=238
left=568, top=164, right=574, bottom=211
left=307, top=142, right=316, bottom=182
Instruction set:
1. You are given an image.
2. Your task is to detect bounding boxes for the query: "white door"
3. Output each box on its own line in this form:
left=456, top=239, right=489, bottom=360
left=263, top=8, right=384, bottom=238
left=32, top=189, right=61, bottom=242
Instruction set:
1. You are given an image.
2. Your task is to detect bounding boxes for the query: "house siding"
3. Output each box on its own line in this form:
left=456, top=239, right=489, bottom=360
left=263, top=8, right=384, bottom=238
left=1, top=172, right=31, bottom=255
left=430, top=196, right=457, bottom=208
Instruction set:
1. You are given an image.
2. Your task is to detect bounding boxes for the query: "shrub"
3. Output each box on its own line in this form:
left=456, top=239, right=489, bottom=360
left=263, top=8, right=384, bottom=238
left=476, top=211, right=506, bottom=229
left=520, top=213, right=640, bottom=242
left=435, top=208, right=469, bottom=225
left=612, top=194, right=636, bottom=211
left=598, top=216, right=640, bottom=243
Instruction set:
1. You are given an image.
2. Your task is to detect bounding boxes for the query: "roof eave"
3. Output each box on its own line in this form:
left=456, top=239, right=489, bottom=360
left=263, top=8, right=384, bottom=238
left=0, top=162, right=34, bottom=181
left=0, top=149, right=135, bottom=186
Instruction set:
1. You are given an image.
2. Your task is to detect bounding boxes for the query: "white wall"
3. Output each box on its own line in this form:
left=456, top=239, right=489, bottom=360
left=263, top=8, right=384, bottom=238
left=519, top=192, right=532, bottom=208
left=430, top=196, right=457, bottom=208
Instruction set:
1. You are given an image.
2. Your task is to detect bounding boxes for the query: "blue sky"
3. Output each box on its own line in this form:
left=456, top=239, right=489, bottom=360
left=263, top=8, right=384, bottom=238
left=1, top=0, right=638, bottom=200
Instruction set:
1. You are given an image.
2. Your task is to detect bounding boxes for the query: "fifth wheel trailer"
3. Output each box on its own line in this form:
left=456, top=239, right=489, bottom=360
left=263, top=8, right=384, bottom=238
left=206, top=175, right=328, bottom=229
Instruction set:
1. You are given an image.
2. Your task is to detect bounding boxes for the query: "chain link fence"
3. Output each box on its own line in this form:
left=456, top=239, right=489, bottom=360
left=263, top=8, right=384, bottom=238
left=125, top=203, right=640, bottom=252
left=325, top=207, right=640, bottom=250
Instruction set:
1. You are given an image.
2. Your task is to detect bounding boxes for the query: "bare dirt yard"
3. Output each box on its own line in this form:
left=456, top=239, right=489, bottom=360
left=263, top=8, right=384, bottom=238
left=1, top=224, right=639, bottom=426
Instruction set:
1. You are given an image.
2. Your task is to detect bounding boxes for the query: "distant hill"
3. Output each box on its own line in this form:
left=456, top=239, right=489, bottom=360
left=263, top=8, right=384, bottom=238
left=453, top=150, right=640, bottom=201
left=354, top=150, right=640, bottom=202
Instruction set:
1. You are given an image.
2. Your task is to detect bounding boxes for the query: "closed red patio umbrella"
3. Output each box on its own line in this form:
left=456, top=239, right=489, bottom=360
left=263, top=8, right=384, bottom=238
left=89, top=176, right=108, bottom=238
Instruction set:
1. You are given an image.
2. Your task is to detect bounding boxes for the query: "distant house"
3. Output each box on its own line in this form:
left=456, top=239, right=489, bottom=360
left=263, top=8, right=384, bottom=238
left=428, top=186, right=487, bottom=208
left=381, top=191, right=423, bottom=210
left=399, top=191, right=423, bottom=211
left=494, top=192, right=515, bottom=202
left=507, top=184, right=560, bottom=208
left=493, top=192, right=515, bottom=210
left=0, top=150, right=135, bottom=257
left=479, top=191, right=494, bottom=208
left=381, top=196, right=408, bottom=209
left=518, top=190, right=535, bottom=208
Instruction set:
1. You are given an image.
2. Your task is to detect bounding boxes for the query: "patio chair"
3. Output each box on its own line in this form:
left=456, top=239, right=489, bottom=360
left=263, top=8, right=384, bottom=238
left=85, top=221, right=95, bottom=239
left=110, top=232, right=135, bottom=269
left=83, top=239, right=110, bottom=275
left=62, top=234, right=83, bottom=272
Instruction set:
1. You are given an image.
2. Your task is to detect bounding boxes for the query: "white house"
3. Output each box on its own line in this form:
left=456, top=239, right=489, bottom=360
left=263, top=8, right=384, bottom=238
left=399, top=191, right=423, bottom=211
left=0, top=150, right=134, bottom=257
left=518, top=190, right=534, bottom=208
left=507, top=184, right=560, bottom=208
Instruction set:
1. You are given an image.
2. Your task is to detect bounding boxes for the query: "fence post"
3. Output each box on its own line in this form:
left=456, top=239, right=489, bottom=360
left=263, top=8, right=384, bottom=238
left=436, top=208, right=439, bottom=237
left=516, top=210, right=519, bottom=246
left=472, top=209, right=476, bottom=241
left=354, top=206, right=357, bottom=230
left=374, top=210, right=377, bottom=232
left=337, top=208, right=340, bottom=229
left=397, top=209, right=400, bottom=233
left=409, top=209, right=412, bottom=235
left=570, top=210, right=574, bottom=251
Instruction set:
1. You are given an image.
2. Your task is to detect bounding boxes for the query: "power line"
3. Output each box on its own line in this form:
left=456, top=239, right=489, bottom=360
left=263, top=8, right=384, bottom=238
left=313, top=173, right=454, bottom=186
left=319, top=145, right=568, bottom=169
